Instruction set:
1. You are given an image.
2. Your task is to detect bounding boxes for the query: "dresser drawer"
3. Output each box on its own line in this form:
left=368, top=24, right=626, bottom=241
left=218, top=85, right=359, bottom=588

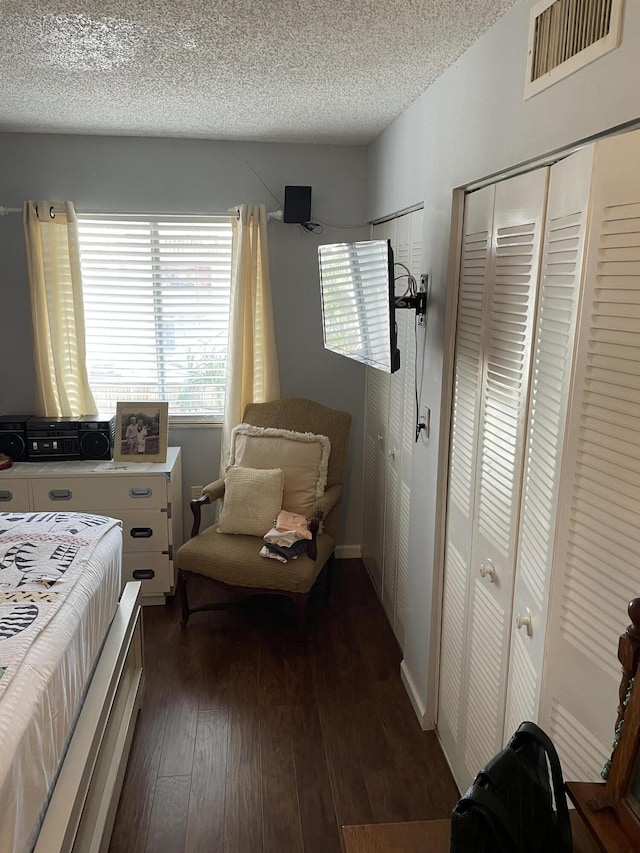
left=122, top=552, right=174, bottom=598
left=112, top=510, right=169, bottom=553
left=0, top=479, right=30, bottom=510
left=31, top=475, right=168, bottom=511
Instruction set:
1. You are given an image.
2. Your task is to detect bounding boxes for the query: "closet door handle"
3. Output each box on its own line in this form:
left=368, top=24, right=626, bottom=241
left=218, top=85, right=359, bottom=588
left=516, top=608, right=533, bottom=637
left=479, top=560, right=496, bottom=583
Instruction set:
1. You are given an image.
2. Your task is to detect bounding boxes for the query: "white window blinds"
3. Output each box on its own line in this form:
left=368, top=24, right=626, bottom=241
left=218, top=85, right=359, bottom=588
left=77, top=214, right=233, bottom=421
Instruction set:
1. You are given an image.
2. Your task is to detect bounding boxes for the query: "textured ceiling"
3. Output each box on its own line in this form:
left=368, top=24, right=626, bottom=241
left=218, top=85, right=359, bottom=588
left=0, top=0, right=518, bottom=144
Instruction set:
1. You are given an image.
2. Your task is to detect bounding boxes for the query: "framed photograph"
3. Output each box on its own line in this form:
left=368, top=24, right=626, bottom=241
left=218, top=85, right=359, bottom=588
left=114, top=402, right=169, bottom=463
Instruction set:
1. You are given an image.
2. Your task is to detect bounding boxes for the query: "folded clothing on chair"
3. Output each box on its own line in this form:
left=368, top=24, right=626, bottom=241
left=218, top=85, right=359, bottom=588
left=270, top=510, right=313, bottom=540
left=260, top=538, right=309, bottom=562
left=260, top=510, right=314, bottom=562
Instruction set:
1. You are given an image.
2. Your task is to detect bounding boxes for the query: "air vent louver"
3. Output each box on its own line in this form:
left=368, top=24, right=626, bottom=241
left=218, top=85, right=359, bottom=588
left=525, top=0, right=623, bottom=99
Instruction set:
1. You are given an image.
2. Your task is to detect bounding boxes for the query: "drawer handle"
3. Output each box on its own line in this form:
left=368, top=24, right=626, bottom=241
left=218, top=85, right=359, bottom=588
left=0, top=490, right=13, bottom=502
left=130, top=487, right=152, bottom=499
left=132, top=569, right=155, bottom=580
left=130, top=527, right=153, bottom=538
left=49, top=489, right=72, bottom=501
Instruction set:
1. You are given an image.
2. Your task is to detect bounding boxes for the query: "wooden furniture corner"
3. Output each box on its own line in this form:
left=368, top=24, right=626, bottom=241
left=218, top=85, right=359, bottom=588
left=566, top=597, right=640, bottom=852
left=341, top=812, right=598, bottom=853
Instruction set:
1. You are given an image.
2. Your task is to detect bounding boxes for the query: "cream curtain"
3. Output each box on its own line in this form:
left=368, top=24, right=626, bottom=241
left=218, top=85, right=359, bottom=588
left=24, top=201, right=97, bottom=417
left=221, top=203, right=280, bottom=466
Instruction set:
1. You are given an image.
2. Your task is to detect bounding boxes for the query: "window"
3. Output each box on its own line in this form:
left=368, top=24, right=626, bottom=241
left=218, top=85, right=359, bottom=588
left=77, top=214, right=233, bottom=422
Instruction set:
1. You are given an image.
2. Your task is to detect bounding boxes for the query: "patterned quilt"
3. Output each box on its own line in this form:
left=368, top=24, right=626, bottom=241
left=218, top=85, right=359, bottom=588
left=0, top=511, right=121, bottom=698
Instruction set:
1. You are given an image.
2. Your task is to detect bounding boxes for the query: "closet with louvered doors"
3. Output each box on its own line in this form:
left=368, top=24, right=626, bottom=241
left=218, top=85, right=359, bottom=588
left=437, top=168, right=549, bottom=791
left=440, top=128, right=640, bottom=795
left=537, top=129, right=640, bottom=784
left=362, top=208, right=422, bottom=647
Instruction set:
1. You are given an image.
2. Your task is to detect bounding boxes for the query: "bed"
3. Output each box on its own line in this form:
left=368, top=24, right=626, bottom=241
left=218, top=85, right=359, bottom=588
left=0, top=511, right=144, bottom=853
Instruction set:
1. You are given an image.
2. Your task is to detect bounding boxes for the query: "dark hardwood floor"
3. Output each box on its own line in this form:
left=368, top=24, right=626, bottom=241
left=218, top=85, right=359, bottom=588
left=109, top=559, right=459, bottom=853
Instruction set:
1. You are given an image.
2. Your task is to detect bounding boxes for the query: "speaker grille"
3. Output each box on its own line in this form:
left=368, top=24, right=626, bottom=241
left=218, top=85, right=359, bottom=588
left=79, top=430, right=111, bottom=460
left=0, top=432, right=26, bottom=461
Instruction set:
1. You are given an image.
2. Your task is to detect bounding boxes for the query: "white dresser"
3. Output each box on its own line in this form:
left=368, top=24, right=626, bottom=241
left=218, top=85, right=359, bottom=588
left=0, top=447, right=183, bottom=605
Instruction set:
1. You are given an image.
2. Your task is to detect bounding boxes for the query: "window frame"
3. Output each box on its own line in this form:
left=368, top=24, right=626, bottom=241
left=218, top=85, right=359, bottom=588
left=77, top=211, right=234, bottom=426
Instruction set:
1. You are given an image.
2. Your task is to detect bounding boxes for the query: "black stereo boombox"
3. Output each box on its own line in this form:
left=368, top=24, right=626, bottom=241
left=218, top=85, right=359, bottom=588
left=0, top=415, right=116, bottom=462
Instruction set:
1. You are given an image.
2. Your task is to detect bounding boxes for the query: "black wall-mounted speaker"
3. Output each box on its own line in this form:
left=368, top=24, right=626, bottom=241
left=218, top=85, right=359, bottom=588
left=284, top=186, right=312, bottom=223
left=0, top=415, right=30, bottom=461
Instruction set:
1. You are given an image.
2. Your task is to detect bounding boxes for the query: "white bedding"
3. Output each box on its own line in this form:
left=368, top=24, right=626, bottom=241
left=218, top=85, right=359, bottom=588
left=0, top=512, right=122, bottom=853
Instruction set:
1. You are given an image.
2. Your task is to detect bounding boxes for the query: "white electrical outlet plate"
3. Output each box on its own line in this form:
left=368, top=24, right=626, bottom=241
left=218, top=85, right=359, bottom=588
left=420, top=407, right=431, bottom=438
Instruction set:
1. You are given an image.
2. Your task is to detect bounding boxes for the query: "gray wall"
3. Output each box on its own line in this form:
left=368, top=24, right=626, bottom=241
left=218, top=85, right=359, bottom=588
left=367, top=0, right=640, bottom=724
left=0, top=134, right=370, bottom=545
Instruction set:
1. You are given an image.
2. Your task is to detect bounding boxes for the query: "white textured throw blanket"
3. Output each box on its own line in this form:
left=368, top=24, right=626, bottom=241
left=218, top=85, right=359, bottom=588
left=0, top=511, right=121, bottom=698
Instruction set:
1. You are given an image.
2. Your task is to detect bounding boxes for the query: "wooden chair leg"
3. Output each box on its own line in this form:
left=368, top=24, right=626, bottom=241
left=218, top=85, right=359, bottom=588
left=324, top=554, right=335, bottom=600
left=294, top=593, right=309, bottom=649
left=179, top=569, right=191, bottom=628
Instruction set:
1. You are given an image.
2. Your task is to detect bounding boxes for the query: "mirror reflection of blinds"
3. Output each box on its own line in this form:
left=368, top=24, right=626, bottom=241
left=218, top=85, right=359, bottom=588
left=77, top=214, right=233, bottom=421
left=319, top=240, right=392, bottom=371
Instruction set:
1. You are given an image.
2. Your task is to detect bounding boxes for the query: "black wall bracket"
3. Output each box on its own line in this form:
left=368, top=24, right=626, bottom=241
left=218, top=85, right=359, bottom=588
left=394, top=273, right=428, bottom=323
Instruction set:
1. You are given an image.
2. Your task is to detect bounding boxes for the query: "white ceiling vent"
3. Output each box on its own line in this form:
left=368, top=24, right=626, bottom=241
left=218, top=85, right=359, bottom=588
left=525, top=0, right=624, bottom=99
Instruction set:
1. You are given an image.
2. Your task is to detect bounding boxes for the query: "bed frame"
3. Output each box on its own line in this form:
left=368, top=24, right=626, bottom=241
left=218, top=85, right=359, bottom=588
left=33, top=581, right=144, bottom=853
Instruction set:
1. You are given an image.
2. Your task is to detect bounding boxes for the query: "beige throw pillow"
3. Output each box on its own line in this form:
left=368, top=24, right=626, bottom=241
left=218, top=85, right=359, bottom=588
left=217, top=466, right=284, bottom=536
left=229, top=424, right=331, bottom=516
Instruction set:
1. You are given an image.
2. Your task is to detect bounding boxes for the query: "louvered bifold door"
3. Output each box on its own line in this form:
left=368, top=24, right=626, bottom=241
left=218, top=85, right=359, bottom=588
left=389, top=209, right=423, bottom=646
left=460, top=168, right=549, bottom=790
left=539, top=128, right=640, bottom=783
left=397, top=208, right=423, bottom=644
left=504, top=145, right=595, bottom=741
left=363, top=367, right=390, bottom=597
left=437, top=184, right=495, bottom=780
left=382, top=216, right=407, bottom=630
left=363, top=220, right=395, bottom=597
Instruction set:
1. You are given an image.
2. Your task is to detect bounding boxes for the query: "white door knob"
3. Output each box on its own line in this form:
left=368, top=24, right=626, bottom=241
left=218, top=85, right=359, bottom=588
left=516, top=608, right=533, bottom=637
left=479, top=559, right=496, bottom=583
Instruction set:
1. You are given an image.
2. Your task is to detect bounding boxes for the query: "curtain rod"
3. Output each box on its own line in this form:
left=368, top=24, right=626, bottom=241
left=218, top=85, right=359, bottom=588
left=1, top=206, right=283, bottom=220
left=0, top=206, right=236, bottom=218
left=0, top=204, right=67, bottom=217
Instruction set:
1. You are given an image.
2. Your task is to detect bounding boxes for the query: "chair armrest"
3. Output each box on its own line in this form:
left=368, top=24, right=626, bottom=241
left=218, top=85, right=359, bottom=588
left=190, top=477, right=225, bottom=538
left=311, top=483, right=343, bottom=519
left=305, top=485, right=342, bottom=560
left=202, top=477, right=225, bottom=502
left=255, top=487, right=341, bottom=562
left=307, top=511, right=323, bottom=561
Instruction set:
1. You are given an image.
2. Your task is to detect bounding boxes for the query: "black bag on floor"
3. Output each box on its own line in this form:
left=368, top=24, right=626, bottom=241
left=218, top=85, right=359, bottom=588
left=450, top=721, right=572, bottom=853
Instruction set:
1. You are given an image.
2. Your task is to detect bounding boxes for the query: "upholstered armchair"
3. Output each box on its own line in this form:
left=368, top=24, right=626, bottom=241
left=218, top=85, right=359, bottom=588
left=175, top=397, right=351, bottom=642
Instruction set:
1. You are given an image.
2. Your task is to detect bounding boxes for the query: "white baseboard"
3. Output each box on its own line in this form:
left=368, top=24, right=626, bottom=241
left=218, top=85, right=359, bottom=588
left=400, top=660, right=433, bottom=731
left=335, top=544, right=362, bottom=559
